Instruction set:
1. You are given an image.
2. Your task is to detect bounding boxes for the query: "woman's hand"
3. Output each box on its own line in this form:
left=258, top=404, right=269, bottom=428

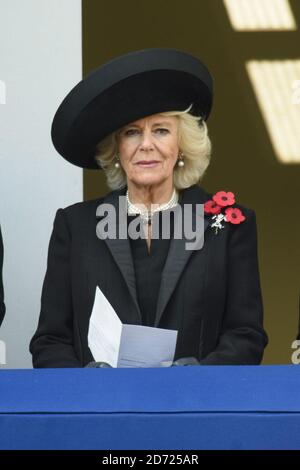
left=172, top=357, right=200, bottom=366
left=85, top=361, right=112, bottom=368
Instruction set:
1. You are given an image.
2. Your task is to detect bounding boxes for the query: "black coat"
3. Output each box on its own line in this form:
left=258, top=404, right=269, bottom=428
left=30, top=184, right=268, bottom=367
left=0, top=226, right=5, bottom=327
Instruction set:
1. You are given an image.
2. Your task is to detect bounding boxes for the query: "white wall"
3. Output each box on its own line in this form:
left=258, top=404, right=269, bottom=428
left=0, top=0, right=83, bottom=368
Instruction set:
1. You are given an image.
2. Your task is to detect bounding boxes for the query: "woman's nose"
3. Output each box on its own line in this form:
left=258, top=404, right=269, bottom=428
left=139, top=130, right=155, bottom=150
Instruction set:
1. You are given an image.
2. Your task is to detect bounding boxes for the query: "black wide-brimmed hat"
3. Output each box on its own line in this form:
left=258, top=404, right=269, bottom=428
left=51, top=48, right=213, bottom=169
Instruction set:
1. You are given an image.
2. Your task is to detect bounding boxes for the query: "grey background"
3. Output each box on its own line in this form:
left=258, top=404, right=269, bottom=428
left=0, top=0, right=83, bottom=368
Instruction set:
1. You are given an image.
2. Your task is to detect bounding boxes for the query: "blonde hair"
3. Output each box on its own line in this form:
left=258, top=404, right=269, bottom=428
left=94, top=105, right=212, bottom=190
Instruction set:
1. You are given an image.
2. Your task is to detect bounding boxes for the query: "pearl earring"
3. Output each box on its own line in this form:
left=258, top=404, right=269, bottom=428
left=177, top=151, right=184, bottom=167
left=114, top=153, right=120, bottom=169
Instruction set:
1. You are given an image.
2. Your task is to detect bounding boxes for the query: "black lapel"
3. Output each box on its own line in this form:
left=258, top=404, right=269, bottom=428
left=154, top=185, right=210, bottom=326
left=96, top=186, right=142, bottom=322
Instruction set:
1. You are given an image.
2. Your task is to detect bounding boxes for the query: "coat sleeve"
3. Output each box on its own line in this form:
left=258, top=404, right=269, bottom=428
left=29, top=209, right=81, bottom=367
left=199, top=209, right=268, bottom=365
left=0, top=226, right=5, bottom=327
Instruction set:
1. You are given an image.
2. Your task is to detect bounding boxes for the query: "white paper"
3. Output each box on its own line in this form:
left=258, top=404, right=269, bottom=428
left=88, top=287, right=178, bottom=368
left=88, top=287, right=122, bottom=368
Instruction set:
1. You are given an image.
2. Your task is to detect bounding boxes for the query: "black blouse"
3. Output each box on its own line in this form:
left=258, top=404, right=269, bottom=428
left=127, top=210, right=175, bottom=327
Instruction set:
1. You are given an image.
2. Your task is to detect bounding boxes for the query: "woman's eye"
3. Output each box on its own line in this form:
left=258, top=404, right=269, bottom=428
left=124, top=129, right=139, bottom=136
left=155, top=128, right=169, bottom=134
left=123, top=128, right=169, bottom=136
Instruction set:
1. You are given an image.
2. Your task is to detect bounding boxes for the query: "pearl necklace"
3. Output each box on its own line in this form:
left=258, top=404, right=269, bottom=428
left=126, top=188, right=179, bottom=225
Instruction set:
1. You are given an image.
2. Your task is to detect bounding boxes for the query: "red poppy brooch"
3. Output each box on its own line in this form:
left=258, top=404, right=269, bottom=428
left=204, top=191, right=246, bottom=234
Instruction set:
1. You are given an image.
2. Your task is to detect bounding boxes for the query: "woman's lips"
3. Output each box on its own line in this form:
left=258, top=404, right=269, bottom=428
left=136, top=161, right=160, bottom=167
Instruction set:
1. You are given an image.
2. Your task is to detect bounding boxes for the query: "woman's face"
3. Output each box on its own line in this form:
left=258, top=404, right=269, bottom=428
left=116, top=113, right=179, bottom=189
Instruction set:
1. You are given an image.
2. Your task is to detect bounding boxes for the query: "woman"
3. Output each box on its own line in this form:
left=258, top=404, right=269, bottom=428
left=30, top=48, right=268, bottom=367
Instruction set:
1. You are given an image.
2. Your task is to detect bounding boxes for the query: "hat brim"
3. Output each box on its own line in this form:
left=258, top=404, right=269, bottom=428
left=51, top=48, right=213, bottom=169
